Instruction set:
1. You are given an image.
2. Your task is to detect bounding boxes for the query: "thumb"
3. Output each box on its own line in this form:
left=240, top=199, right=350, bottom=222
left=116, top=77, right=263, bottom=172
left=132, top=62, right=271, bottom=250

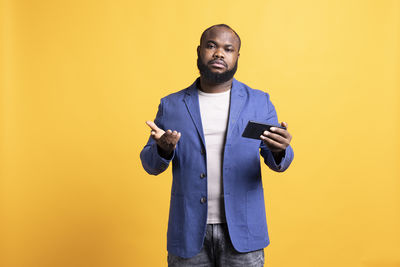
left=146, top=120, right=162, bottom=132
left=281, top=121, right=288, bottom=128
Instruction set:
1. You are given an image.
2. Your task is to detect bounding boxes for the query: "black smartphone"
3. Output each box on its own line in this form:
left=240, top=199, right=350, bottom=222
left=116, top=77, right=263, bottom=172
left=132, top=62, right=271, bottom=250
left=242, top=121, right=286, bottom=140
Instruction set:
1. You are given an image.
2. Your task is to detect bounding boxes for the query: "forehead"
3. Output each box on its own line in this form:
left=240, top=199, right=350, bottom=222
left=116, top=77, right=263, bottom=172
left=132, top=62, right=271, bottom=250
left=202, top=27, right=239, bottom=47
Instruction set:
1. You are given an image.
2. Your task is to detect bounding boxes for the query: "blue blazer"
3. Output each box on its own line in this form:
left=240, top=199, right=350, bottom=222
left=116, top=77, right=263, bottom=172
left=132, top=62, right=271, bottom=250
left=140, top=78, right=294, bottom=258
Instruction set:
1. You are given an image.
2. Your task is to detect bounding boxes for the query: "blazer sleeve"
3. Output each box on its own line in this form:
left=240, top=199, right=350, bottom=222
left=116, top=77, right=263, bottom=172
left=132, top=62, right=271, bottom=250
left=140, top=98, right=175, bottom=175
left=259, top=93, right=294, bottom=172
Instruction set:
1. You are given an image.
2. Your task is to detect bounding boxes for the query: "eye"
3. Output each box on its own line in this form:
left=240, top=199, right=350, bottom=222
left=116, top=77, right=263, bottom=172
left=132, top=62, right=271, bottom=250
left=207, top=43, right=216, bottom=49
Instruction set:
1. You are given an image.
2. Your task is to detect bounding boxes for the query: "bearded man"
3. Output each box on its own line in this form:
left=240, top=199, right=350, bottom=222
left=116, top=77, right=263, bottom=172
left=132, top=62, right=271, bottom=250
left=140, top=24, right=294, bottom=267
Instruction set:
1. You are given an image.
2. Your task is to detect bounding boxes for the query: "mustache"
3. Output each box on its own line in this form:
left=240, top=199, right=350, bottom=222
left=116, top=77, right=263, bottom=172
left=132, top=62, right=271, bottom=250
left=208, top=59, right=227, bottom=67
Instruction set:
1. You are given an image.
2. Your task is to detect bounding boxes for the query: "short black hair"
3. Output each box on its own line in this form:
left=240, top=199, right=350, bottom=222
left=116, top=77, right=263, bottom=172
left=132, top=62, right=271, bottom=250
left=200, top=24, right=241, bottom=51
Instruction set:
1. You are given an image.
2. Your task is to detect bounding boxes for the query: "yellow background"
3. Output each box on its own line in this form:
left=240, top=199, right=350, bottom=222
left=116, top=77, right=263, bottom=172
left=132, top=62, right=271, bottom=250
left=1, top=0, right=399, bottom=266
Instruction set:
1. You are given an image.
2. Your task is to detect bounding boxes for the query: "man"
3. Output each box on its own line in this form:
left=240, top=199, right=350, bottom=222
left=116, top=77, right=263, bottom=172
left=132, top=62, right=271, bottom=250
left=140, top=24, right=294, bottom=267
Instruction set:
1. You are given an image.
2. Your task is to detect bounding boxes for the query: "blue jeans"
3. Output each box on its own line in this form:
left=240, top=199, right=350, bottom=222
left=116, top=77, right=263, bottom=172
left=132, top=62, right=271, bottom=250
left=167, top=223, right=265, bottom=267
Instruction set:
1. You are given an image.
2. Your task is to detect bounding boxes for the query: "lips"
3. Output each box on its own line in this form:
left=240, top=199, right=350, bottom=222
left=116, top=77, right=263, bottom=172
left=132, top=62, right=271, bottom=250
left=209, top=60, right=227, bottom=68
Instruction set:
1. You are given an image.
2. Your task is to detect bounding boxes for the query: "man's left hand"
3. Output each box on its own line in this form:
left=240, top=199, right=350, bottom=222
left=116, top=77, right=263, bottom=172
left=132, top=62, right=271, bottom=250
left=260, top=121, right=292, bottom=154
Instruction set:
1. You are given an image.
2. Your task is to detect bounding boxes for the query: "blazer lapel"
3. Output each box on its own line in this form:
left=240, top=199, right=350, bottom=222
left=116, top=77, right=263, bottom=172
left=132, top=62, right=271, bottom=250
left=183, top=81, right=206, bottom=147
left=183, top=78, right=245, bottom=147
left=225, top=79, right=245, bottom=146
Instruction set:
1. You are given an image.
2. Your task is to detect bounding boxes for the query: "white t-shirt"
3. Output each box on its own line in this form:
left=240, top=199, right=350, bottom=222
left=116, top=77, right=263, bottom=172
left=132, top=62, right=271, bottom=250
left=198, top=88, right=231, bottom=224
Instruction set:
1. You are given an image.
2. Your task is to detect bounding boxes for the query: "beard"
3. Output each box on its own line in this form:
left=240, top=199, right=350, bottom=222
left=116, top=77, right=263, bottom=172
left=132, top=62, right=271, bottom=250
left=197, top=56, right=238, bottom=84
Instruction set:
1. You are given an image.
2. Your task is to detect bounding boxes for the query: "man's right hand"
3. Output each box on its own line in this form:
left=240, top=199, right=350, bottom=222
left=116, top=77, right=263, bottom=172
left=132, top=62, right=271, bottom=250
left=146, top=121, right=181, bottom=157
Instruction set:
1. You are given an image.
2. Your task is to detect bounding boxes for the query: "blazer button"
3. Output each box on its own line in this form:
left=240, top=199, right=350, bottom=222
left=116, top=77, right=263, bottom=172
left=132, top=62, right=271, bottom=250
left=200, top=173, right=206, bottom=179
left=200, top=197, right=207, bottom=204
left=201, top=148, right=205, bottom=155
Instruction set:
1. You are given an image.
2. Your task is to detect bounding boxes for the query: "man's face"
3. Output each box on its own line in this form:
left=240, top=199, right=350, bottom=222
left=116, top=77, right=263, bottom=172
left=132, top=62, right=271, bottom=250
left=197, top=26, right=240, bottom=84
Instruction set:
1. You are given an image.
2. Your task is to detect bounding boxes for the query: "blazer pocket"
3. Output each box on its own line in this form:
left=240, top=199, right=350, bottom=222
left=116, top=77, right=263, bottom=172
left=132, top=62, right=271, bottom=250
left=246, top=188, right=268, bottom=238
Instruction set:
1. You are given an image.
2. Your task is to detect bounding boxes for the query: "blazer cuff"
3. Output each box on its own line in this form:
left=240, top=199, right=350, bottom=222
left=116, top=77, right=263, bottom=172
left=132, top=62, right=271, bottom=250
left=153, top=142, right=175, bottom=168
left=265, top=145, right=294, bottom=172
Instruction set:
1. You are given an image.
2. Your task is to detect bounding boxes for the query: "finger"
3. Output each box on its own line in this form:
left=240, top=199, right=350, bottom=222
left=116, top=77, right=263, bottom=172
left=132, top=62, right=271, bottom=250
left=160, top=130, right=180, bottom=142
left=262, top=130, right=287, bottom=144
left=150, top=130, right=162, bottom=141
left=260, top=135, right=286, bottom=151
left=165, top=131, right=180, bottom=141
left=146, top=121, right=161, bottom=132
left=270, top=126, right=290, bottom=139
left=172, top=132, right=182, bottom=145
left=281, top=121, right=288, bottom=128
left=270, top=128, right=292, bottom=144
left=163, top=131, right=181, bottom=144
left=174, top=133, right=181, bottom=143
left=151, top=130, right=164, bottom=140
left=174, top=132, right=181, bottom=141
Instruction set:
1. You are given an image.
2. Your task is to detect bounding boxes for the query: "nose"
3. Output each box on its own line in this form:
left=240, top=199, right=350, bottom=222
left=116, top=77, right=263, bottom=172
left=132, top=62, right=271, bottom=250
left=213, top=48, right=224, bottom=59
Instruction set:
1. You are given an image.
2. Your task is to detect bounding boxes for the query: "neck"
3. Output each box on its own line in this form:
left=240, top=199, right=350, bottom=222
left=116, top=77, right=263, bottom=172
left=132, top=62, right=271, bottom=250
left=199, top=76, right=233, bottom=93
